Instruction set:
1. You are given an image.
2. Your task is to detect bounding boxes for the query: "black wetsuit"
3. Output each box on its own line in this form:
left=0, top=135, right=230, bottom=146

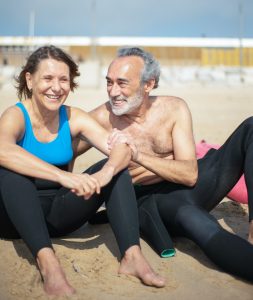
left=91, top=117, right=253, bottom=282
left=0, top=102, right=140, bottom=258
left=0, top=160, right=140, bottom=258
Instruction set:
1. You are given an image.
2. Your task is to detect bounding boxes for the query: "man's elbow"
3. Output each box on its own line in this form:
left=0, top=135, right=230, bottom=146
left=187, top=167, right=198, bottom=187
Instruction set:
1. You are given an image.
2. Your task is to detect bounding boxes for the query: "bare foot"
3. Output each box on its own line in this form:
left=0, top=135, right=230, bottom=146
left=37, top=247, right=75, bottom=296
left=118, top=245, right=166, bottom=288
left=248, top=220, right=253, bottom=245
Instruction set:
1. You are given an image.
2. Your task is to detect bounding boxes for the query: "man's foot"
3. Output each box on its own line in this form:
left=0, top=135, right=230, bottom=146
left=118, top=245, right=166, bottom=288
left=37, top=248, right=75, bottom=296
left=248, top=220, right=253, bottom=245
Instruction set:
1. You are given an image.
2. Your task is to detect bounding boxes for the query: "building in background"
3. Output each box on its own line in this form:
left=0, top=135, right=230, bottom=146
left=0, top=36, right=253, bottom=86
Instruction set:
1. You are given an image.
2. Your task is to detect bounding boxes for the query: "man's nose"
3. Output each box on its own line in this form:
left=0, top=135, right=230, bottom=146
left=109, top=83, right=121, bottom=97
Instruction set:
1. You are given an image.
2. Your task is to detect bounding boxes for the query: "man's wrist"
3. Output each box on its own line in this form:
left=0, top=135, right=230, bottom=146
left=133, top=151, right=142, bottom=163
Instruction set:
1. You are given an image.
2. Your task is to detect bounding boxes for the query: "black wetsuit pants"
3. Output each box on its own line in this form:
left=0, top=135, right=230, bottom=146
left=137, top=117, right=253, bottom=282
left=0, top=160, right=139, bottom=258
left=90, top=117, right=253, bottom=282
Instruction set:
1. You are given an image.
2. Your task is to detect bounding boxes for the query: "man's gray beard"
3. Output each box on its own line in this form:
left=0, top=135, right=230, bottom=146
left=109, top=93, right=143, bottom=116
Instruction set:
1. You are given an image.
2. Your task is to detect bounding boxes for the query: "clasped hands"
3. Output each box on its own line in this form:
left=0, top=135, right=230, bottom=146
left=61, top=129, right=137, bottom=200
left=59, top=166, right=114, bottom=200
left=107, top=128, right=138, bottom=160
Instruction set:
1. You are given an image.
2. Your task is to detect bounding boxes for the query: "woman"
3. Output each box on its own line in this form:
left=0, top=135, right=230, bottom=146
left=0, top=46, right=165, bottom=296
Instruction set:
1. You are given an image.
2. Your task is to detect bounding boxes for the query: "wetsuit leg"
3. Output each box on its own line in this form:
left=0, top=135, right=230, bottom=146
left=156, top=196, right=253, bottom=282
left=46, top=159, right=140, bottom=256
left=195, top=117, right=253, bottom=216
left=0, top=168, right=52, bottom=257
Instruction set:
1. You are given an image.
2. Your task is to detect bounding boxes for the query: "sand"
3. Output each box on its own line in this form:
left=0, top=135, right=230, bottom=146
left=0, top=80, right=253, bottom=300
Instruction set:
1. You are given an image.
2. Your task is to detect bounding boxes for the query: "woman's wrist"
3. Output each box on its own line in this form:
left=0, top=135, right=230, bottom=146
left=102, top=163, right=115, bottom=177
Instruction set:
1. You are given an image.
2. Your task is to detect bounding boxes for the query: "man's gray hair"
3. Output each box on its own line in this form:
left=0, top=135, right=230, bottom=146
left=117, top=47, right=160, bottom=89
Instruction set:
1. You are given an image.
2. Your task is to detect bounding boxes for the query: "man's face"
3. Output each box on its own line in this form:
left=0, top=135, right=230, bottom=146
left=106, top=56, right=145, bottom=116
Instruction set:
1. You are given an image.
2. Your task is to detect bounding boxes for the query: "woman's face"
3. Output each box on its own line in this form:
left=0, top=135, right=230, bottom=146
left=25, top=58, right=71, bottom=111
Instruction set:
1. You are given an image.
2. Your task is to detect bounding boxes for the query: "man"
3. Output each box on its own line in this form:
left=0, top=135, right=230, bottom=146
left=74, top=47, right=253, bottom=282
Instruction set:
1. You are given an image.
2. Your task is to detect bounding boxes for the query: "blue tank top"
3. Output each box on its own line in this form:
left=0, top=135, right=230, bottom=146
left=16, top=102, right=73, bottom=166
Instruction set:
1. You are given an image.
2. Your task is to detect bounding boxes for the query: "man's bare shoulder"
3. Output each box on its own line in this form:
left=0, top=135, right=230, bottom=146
left=89, top=102, right=112, bottom=127
left=150, top=95, right=190, bottom=114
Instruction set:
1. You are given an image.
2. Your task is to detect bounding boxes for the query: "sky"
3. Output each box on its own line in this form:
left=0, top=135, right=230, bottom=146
left=0, top=0, right=252, bottom=38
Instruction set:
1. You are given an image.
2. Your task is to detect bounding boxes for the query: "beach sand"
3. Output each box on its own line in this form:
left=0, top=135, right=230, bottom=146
left=0, top=81, right=253, bottom=300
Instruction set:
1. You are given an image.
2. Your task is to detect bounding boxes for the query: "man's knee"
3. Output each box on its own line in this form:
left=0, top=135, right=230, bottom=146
left=241, top=116, right=253, bottom=132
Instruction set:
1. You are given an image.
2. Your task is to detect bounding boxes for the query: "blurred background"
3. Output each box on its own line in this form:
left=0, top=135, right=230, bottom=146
left=0, top=0, right=253, bottom=167
left=0, top=0, right=253, bottom=89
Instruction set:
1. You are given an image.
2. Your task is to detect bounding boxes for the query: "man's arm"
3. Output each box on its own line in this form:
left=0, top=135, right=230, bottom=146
left=133, top=100, right=197, bottom=186
left=108, top=99, right=197, bottom=187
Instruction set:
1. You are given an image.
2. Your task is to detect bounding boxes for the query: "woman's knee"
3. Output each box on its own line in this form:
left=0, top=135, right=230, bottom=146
left=0, top=170, right=36, bottom=204
left=0, top=169, right=33, bottom=189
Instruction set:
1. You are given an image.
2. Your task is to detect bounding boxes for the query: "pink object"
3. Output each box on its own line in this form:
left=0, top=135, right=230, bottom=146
left=196, top=140, right=248, bottom=204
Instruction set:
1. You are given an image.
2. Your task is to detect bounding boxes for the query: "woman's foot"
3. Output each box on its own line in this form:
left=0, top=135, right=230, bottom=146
left=37, top=247, right=75, bottom=296
left=118, top=245, right=166, bottom=288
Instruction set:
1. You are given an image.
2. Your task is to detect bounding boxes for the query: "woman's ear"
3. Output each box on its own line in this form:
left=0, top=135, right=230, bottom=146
left=25, top=72, right=32, bottom=90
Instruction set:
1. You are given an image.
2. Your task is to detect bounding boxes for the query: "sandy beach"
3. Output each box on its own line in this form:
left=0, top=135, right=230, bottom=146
left=0, top=79, right=253, bottom=300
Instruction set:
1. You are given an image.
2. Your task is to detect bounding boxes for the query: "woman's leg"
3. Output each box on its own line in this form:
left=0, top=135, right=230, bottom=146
left=0, top=169, right=52, bottom=256
left=103, top=168, right=165, bottom=287
left=0, top=168, right=74, bottom=296
left=46, top=160, right=165, bottom=287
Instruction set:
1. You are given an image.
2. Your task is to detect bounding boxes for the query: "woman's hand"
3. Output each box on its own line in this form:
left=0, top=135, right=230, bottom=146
left=58, top=171, right=101, bottom=199
left=107, top=128, right=139, bottom=161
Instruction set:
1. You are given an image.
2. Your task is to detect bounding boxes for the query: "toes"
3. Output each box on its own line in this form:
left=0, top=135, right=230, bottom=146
left=143, top=273, right=166, bottom=288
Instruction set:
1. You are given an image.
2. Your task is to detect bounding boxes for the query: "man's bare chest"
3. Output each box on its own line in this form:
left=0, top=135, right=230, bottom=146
left=115, top=120, right=173, bottom=156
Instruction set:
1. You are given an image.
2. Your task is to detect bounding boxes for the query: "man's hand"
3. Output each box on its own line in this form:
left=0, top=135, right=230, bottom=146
left=107, top=128, right=138, bottom=160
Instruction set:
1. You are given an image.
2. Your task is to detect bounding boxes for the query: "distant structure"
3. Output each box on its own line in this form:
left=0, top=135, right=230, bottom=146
left=0, top=36, right=253, bottom=67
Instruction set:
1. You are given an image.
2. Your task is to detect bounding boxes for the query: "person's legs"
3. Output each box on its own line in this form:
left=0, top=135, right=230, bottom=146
left=194, top=117, right=253, bottom=209
left=46, top=159, right=165, bottom=287
left=0, top=168, right=74, bottom=296
left=155, top=194, right=253, bottom=282
left=193, top=117, right=253, bottom=243
left=102, top=168, right=165, bottom=287
left=0, top=169, right=52, bottom=255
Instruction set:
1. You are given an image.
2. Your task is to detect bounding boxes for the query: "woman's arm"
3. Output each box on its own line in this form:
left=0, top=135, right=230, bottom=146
left=69, top=107, right=132, bottom=178
left=0, top=106, right=100, bottom=198
left=0, top=106, right=63, bottom=180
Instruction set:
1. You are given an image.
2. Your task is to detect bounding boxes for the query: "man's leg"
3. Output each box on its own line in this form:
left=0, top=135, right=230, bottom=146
left=156, top=197, right=253, bottom=282
left=196, top=117, right=253, bottom=241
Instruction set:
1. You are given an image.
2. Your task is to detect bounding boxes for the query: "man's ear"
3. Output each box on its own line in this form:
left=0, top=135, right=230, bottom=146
left=25, top=72, right=32, bottom=90
left=144, top=79, right=155, bottom=93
